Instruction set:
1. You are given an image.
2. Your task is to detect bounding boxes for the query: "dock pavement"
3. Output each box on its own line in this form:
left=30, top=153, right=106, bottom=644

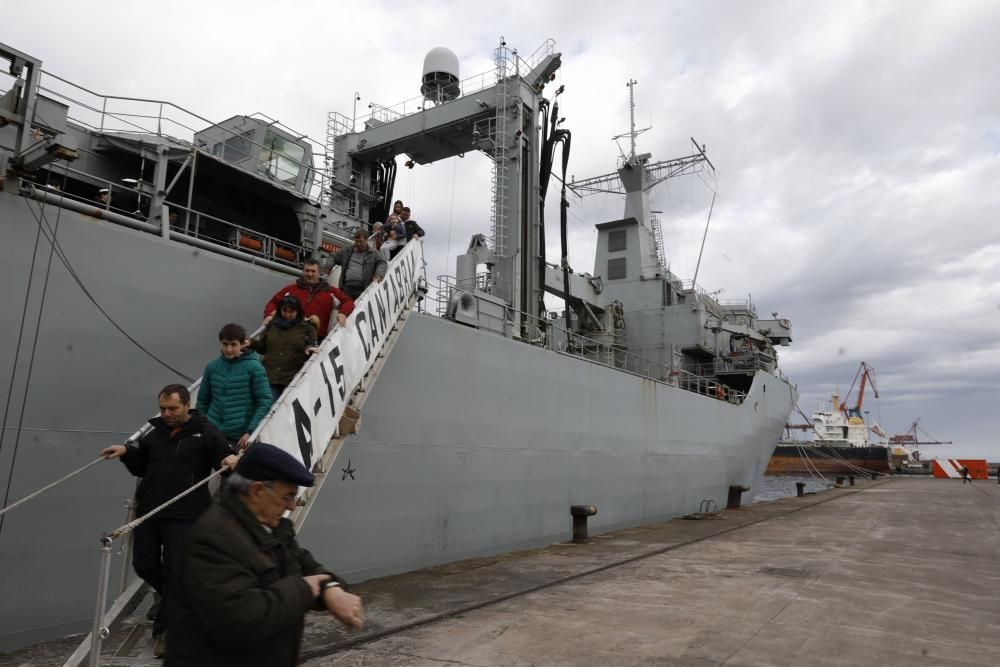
left=2, top=477, right=997, bottom=666
left=300, top=477, right=1000, bottom=666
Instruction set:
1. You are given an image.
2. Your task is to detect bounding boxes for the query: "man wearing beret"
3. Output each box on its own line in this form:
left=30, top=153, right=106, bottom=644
left=165, top=443, right=364, bottom=666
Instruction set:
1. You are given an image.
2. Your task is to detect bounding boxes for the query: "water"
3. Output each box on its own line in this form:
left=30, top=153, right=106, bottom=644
left=754, top=473, right=829, bottom=502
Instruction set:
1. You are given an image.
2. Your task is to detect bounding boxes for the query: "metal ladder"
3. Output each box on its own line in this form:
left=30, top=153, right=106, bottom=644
left=489, top=42, right=512, bottom=257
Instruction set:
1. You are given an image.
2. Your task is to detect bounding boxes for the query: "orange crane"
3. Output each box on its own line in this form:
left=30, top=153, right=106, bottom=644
left=839, top=361, right=878, bottom=420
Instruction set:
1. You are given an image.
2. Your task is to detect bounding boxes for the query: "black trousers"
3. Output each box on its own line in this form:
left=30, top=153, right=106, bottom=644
left=343, top=284, right=364, bottom=299
left=132, top=517, right=193, bottom=636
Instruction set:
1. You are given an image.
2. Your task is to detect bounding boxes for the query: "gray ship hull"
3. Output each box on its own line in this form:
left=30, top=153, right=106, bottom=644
left=301, top=311, right=793, bottom=581
left=0, top=195, right=293, bottom=649
left=0, top=195, right=794, bottom=650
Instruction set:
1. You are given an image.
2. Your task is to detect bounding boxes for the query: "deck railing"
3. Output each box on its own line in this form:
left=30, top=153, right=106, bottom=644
left=429, top=275, right=748, bottom=405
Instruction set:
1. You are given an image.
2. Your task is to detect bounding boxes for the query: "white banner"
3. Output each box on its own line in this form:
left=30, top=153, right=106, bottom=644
left=255, top=240, right=423, bottom=471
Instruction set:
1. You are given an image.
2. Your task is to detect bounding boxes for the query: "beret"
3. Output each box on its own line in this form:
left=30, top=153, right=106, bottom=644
left=236, top=442, right=315, bottom=487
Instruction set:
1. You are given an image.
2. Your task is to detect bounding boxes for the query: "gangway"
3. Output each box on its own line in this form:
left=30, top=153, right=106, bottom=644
left=62, top=240, right=426, bottom=666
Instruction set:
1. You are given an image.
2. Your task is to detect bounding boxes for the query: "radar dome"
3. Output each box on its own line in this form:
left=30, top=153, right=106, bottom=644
left=421, top=47, right=460, bottom=103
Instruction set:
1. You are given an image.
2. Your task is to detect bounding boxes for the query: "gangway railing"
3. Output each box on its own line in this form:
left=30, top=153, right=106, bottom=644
left=63, top=240, right=426, bottom=667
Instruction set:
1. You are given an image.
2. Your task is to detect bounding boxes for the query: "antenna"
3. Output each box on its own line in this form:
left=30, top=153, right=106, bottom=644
left=611, top=79, right=649, bottom=166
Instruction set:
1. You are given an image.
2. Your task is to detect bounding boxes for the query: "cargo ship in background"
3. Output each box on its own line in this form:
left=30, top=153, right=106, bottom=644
left=767, top=362, right=890, bottom=474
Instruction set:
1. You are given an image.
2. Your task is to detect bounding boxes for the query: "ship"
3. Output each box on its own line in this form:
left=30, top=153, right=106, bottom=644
left=767, top=362, right=889, bottom=474
left=0, top=38, right=797, bottom=653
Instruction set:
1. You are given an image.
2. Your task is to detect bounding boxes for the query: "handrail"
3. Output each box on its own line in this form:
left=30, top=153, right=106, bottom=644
left=429, top=275, right=750, bottom=405
left=77, top=242, right=424, bottom=665
left=32, top=67, right=333, bottom=205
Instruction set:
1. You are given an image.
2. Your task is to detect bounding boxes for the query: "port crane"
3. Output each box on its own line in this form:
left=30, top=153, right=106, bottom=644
left=839, top=361, right=878, bottom=419
left=888, top=418, right=952, bottom=460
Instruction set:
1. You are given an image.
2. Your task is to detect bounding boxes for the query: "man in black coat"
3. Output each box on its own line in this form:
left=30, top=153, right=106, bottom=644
left=101, top=384, right=237, bottom=656
left=165, top=443, right=364, bottom=666
left=399, top=206, right=425, bottom=241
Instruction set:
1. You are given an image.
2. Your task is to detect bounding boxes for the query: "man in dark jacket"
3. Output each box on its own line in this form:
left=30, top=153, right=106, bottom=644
left=324, top=230, right=388, bottom=299
left=263, top=259, right=354, bottom=338
left=166, top=443, right=364, bottom=666
left=101, top=384, right=237, bottom=657
left=399, top=206, right=425, bottom=241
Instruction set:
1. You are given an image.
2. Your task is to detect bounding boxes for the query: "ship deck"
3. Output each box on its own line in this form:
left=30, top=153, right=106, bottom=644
left=6, top=477, right=999, bottom=666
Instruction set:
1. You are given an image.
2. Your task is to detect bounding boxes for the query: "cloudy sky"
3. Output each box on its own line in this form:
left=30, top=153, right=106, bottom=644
left=6, top=1, right=998, bottom=459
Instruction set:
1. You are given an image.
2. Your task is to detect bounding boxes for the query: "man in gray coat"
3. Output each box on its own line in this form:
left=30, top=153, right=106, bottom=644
left=166, top=443, right=363, bottom=666
left=324, top=230, right=388, bottom=299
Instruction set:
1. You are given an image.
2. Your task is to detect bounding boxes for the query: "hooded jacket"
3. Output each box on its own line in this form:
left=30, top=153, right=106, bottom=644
left=165, top=487, right=339, bottom=666
left=263, top=278, right=354, bottom=338
left=119, top=411, right=233, bottom=519
left=250, top=316, right=318, bottom=387
left=196, top=349, right=273, bottom=440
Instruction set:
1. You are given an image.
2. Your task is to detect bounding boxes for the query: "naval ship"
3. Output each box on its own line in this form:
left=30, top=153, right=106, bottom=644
left=0, top=39, right=796, bottom=653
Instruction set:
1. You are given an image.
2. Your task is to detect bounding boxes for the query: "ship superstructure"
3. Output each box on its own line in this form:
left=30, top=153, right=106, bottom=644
left=0, top=39, right=796, bottom=653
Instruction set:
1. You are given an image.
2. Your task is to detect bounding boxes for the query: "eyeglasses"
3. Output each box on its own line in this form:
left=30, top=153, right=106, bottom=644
left=261, top=482, right=298, bottom=504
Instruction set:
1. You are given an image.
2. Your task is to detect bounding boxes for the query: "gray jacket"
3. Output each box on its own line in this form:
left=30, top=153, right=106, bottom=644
left=324, top=245, right=388, bottom=291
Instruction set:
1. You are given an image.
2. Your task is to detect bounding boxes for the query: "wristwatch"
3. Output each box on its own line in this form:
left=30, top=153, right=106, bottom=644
left=321, top=581, right=341, bottom=593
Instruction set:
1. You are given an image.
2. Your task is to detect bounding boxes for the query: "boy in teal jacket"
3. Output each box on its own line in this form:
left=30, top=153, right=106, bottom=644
left=197, top=323, right=273, bottom=450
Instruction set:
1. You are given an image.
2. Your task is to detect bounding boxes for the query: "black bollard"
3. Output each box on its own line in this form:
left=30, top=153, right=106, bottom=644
left=835, top=476, right=845, bottom=486
left=849, top=475, right=855, bottom=486
left=795, top=482, right=806, bottom=497
left=727, top=485, right=750, bottom=509
left=871, top=472, right=878, bottom=481
left=570, top=505, right=597, bottom=543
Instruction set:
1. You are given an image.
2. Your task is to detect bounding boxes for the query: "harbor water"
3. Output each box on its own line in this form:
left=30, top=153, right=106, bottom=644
left=754, top=473, right=829, bottom=502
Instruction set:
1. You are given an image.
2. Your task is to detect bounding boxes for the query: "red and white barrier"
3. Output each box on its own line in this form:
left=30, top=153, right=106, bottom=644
left=931, top=459, right=989, bottom=480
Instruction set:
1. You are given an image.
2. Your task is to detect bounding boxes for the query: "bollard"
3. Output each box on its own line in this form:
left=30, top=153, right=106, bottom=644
left=795, top=482, right=806, bottom=497
left=727, top=485, right=750, bottom=510
left=848, top=475, right=855, bottom=486
left=570, top=505, right=597, bottom=543
left=870, top=472, right=877, bottom=481
left=835, top=476, right=845, bottom=486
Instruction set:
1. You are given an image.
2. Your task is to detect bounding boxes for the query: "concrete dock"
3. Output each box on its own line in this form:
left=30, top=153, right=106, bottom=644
left=2, top=477, right=998, bottom=666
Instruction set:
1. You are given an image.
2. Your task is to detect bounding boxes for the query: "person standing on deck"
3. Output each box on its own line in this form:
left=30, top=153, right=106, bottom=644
left=100, top=384, right=238, bottom=658
left=960, top=465, right=970, bottom=483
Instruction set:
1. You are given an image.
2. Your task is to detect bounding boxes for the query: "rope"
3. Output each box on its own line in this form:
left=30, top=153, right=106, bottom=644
left=0, top=457, right=105, bottom=517
left=21, top=191, right=195, bottom=382
left=106, top=461, right=235, bottom=540
left=0, top=168, right=69, bottom=536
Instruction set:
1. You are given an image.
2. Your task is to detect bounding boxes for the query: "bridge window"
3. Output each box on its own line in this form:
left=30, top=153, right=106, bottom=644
left=608, top=257, right=627, bottom=280
left=259, top=131, right=305, bottom=184
left=223, top=130, right=255, bottom=163
left=608, top=229, right=627, bottom=252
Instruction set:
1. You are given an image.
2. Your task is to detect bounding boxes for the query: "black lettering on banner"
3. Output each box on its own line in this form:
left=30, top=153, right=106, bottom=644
left=355, top=310, right=372, bottom=361
left=374, top=288, right=388, bottom=332
left=329, top=345, right=346, bottom=400
left=391, top=268, right=403, bottom=307
left=388, top=271, right=400, bottom=310
left=366, top=300, right=381, bottom=348
left=291, top=398, right=313, bottom=468
left=320, top=361, right=338, bottom=417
